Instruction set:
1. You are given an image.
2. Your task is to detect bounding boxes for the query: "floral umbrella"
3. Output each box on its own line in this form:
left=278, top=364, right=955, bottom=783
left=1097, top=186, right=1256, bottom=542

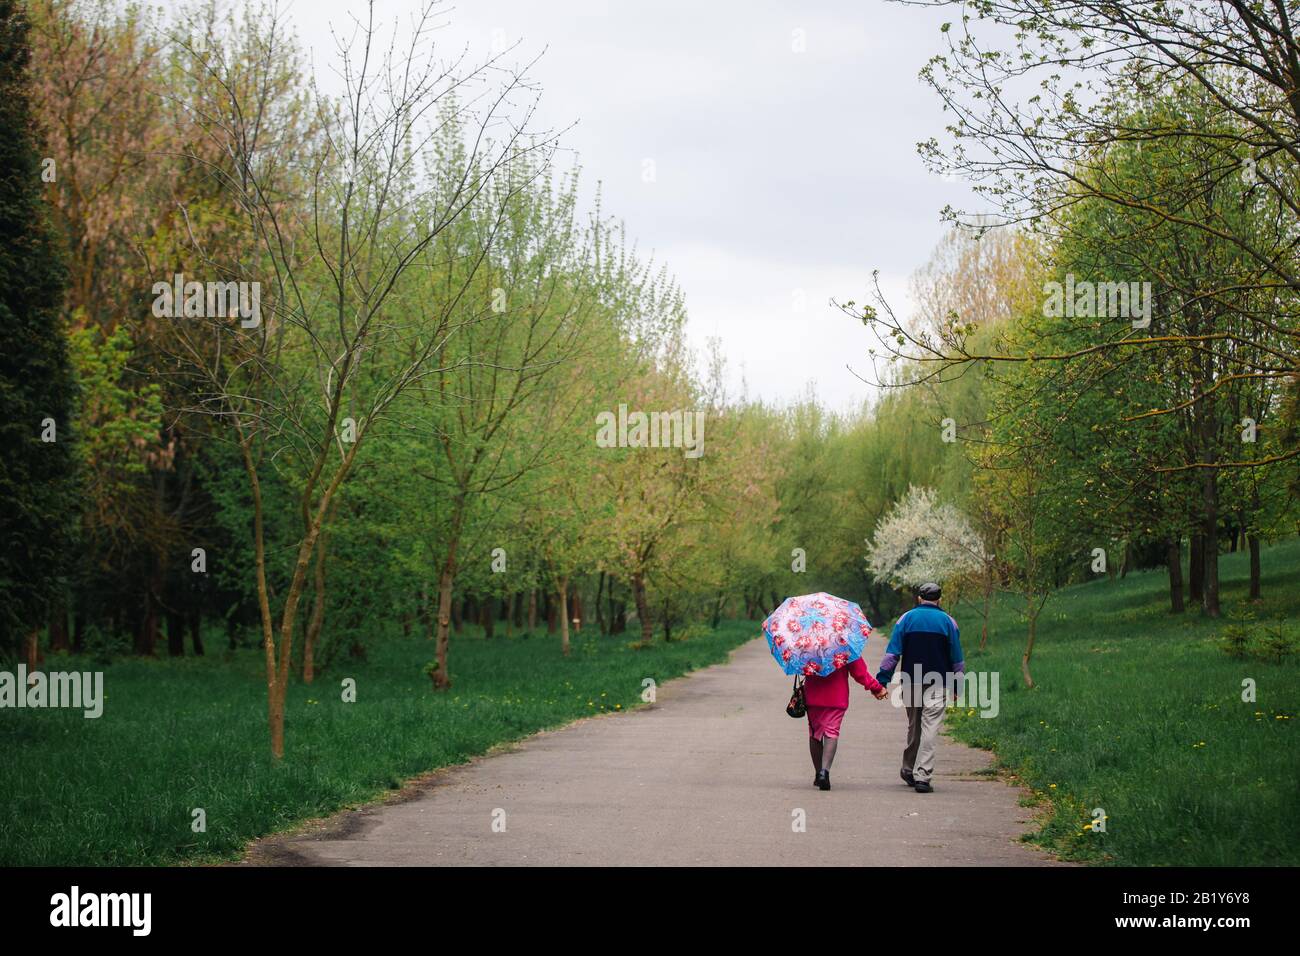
left=762, top=592, right=873, bottom=677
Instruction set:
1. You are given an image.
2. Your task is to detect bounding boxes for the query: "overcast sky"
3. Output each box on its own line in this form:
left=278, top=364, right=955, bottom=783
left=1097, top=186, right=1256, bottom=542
left=285, top=0, right=974, bottom=411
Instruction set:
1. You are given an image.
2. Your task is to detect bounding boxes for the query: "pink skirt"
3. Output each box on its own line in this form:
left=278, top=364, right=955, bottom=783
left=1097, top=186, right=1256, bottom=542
left=807, top=705, right=846, bottom=740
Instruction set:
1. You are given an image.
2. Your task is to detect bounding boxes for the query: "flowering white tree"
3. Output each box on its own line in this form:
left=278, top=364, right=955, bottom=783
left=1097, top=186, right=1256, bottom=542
left=865, top=486, right=986, bottom=590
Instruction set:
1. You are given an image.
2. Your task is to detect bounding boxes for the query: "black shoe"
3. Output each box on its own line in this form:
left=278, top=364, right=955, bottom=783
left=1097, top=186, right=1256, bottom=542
left=913, top=780, right=933, bottom=793
left=900, top=769, right=915, bottom=787
left=815, top=770, right=831, bottom=791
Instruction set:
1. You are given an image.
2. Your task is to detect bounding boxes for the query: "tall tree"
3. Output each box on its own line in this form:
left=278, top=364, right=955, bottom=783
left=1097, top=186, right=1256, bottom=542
left=159, top=0, right=549, bottom=755
left=0, top=0, right=79, bottom=660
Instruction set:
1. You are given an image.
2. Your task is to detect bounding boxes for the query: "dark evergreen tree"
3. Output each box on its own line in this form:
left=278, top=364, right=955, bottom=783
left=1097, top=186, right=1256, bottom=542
left=0, top=0, right=78, bottom=659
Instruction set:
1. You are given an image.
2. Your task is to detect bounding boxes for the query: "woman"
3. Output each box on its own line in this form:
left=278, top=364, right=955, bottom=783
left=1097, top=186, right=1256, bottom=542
left=805, top=656, right=887, bottom=790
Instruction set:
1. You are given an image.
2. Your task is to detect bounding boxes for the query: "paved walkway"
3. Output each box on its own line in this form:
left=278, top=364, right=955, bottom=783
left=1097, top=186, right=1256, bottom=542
left=244, top=638, right=1063, bottom=866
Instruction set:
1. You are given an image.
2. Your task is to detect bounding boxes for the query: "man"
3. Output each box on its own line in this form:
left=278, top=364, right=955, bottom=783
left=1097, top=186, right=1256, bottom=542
left=874, top=582, right=964, bottom=794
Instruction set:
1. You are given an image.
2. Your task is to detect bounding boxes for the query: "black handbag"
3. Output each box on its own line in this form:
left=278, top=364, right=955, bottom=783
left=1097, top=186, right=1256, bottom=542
left=786, top=675, right=807, bottom=718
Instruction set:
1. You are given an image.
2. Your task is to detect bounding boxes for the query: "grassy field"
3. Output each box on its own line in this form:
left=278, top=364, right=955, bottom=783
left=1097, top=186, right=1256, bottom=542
left=0, top=621, right=755, bottom=865
left=945, top=538, right=1300, bottom=866
left=5, top=544, right=1297, bottom=868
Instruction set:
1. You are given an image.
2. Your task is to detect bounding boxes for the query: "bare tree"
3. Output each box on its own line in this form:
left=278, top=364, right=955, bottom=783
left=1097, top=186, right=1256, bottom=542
left=156, top=0, right=554, bottom=756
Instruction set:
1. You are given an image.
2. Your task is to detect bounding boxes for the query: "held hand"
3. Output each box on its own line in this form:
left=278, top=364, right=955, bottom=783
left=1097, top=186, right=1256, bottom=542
left=872, top=686, right=889, bottom=700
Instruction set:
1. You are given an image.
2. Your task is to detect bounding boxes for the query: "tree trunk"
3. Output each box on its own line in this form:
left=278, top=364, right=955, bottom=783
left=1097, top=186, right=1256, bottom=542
left=73, top=611, right=85, bottom=654
left=268, top=685, right=285, bottom=759
left=1248, top=535, right=1261, bottom=600
left=429, top=494, right=468, bottom=688
left=546, top=592, right=557, bottom=634
left=527, top=589, right=537, bottom=633
left=303, top=529, right=329, bottom=683
left=710, top=590, right=724, bottom=628
left=570, top=591, right=582, bottom=633
left=242, top=436, right=277, bottom=744
left=269, top=522, right=326, bottom=758
left=110, top=604, right=123, bottom=646
left=1189, top=534, right=1204, bottom=602
left=979, top=568, right=992, bottom=650
left=167, top=607, right=185, bottom=657
left=49, top=601, right=69, bottom=653
left=559, top=577, right=570, bottom=656
left=432, top=560, right=455, bottom=689
left=1021, top=604, right=1037, bottom=690
left=24, top=628, right=41, bottom=670
left=1201, top=472, right=1221, bottom=617
left=240, top=426, right=360, bottom=759
left=136, top=572, right=159, bottom=657
left=1166, top=537, right=1185, bottom=614
left=188, top=607, right=204, bottom=656
left=482, top=598, right=495, bottom=640
left=595, top=572, right=607, bottom=634
left=632, top=571, right=653, bottom=645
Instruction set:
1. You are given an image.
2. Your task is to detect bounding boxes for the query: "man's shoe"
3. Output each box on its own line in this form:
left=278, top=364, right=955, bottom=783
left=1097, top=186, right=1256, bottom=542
left=815, top=770, right=831, bottom=791
left=900, top=769, right=915, bottom=786
left=913, top=780, right=933, bottom=793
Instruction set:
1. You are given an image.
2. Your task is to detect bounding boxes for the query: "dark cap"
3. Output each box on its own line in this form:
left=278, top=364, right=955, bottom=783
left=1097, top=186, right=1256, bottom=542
left=917, top=582, right=942, bottom=601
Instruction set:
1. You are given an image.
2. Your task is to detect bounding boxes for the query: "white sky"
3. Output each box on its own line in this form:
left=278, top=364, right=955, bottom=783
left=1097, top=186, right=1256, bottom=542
left=281, top=0, right=976, bottom=412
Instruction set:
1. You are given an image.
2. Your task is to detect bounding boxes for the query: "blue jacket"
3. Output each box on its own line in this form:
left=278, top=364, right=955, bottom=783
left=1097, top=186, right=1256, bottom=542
left=874, top=602, right=964, bottom=685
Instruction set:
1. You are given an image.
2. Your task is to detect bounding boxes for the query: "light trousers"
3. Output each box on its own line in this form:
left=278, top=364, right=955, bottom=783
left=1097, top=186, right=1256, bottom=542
left=901, top=684, right=947, bottom=783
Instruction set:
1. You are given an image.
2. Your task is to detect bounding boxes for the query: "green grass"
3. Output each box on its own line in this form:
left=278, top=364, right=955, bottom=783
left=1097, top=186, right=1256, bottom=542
left=944, top=538, right=1300, bottom=866
left=7, top=548, right=1298, bottom=868
left=0, top=621, right=755, bottom=865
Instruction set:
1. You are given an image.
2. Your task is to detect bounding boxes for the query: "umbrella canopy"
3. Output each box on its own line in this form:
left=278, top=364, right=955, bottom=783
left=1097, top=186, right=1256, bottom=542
left=763, top=592, right=873, bottom=677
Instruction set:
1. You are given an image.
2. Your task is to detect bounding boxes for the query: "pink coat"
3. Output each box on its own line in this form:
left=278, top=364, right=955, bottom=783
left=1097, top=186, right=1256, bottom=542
left=804, top=657, right=883, bottom=709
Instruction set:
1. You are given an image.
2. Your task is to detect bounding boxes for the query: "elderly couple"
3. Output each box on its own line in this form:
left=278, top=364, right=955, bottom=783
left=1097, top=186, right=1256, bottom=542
left=804, top=582, right=964, bottom=793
